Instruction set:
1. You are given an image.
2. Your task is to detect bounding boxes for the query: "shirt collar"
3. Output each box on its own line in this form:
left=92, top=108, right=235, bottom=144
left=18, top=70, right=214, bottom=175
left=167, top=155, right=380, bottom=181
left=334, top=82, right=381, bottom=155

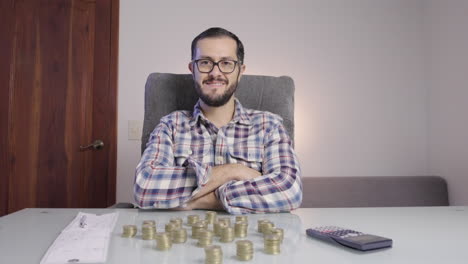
left=189, top=98, right=251, bottom=127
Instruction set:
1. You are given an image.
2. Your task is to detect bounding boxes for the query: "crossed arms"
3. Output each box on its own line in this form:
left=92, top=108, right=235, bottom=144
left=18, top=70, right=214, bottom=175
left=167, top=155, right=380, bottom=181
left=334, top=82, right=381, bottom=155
left=134, top=112, right=302, bottom=214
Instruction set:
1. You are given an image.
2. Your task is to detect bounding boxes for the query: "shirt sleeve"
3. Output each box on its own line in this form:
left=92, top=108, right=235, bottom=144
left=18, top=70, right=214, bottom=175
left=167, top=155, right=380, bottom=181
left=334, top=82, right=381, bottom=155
left=134, top=119, right=211, bottom=209
left=216, top=121, right=303, bottom=214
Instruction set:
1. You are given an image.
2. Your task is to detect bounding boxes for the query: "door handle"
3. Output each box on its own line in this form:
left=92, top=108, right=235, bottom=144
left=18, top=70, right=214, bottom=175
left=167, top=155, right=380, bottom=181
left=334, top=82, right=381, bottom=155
left=80, top=140, right=104, bottom=150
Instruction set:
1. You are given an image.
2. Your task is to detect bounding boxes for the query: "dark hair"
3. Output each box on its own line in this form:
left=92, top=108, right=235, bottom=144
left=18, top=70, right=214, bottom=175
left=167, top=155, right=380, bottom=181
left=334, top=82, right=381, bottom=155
left=191, top=27, right=245, bottom=64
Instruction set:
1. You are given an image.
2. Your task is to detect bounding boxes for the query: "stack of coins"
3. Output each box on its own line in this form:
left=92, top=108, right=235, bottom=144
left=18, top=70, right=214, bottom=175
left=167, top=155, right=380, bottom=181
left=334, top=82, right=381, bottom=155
left=219, top=226, right=234, bottom=243
left=155, top=232, right=172, bottom=251
left=170, top=217, right=183, bottom=229
left=257, top=219, right=268, bottom=233
left=258, top=220, right=274, bottom=234
left=187, top=215, right=200, bottom=226
left=205, top=211, right=217, bottom=225
left=218, top=217, right=231, bottom=227
left=197, top=230, right=213, bottom=247
left=234, top=221, right=248, bottom=238
left=143, top=220, right=156, bottom=226
left=264, top=234, right=281, bottom=255
left=192, top=221, right=207, bottom=239
left=165, top=222, right=178, bottom=239
left=235, top=215, right=248, bottom=223
left=172, top=228, right=188, bottom=243
left=213, top=221, right=226, bottom=237
left=141, top=223, right=157, bottom=240
left=121, top=225, right=137, bottom=238
left=236, top=240, right=254, bottom=261
left=205, top=245, right=223, bottom=264
left=271, top=228, right=284, bottom=243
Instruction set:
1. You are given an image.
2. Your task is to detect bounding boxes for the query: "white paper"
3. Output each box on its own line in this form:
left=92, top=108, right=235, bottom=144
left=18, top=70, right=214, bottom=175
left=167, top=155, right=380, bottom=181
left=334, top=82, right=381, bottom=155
left=40, top=212, right=118, bottom=264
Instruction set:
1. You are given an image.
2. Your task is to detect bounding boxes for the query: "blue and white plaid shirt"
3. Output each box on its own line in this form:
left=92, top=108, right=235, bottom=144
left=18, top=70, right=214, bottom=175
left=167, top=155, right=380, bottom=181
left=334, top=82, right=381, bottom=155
left=134, top=98, right=302, bottom=214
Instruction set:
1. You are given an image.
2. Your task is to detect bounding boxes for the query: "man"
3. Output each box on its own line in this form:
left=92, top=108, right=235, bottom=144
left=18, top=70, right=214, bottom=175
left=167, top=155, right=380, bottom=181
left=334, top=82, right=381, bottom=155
left=134, top=27, right=302, bottom=214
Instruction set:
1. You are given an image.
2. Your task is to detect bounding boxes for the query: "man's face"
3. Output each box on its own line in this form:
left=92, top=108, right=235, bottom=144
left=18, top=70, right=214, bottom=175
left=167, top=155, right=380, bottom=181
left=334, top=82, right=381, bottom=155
left=189, top=37, right=245, bottom=107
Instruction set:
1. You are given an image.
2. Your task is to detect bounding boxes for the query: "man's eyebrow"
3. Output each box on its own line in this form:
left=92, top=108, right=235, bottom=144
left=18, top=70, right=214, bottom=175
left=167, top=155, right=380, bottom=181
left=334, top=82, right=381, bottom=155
left=197, top=56, right=237, bottom=60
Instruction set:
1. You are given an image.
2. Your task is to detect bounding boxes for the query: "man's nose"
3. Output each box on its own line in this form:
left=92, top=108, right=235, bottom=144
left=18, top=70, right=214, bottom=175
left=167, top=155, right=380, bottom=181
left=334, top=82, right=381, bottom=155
left=209, top=63, right=223, bottom=76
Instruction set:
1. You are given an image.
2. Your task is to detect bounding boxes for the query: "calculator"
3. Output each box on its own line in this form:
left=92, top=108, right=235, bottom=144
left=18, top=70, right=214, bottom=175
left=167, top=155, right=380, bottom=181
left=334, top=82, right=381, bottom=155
left=306, top=226, right=393, bottom=251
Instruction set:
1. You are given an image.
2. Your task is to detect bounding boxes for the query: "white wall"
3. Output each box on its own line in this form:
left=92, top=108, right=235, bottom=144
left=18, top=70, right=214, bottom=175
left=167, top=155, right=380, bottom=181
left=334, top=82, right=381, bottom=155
left=117, top=0, right=432, bottom=204
left=425, top=0, right=468, bottom=205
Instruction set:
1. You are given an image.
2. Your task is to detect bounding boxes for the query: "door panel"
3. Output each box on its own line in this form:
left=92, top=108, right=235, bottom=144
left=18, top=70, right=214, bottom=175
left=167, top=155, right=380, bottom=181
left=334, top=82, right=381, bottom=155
left=0, top=0, right=118, bottom=215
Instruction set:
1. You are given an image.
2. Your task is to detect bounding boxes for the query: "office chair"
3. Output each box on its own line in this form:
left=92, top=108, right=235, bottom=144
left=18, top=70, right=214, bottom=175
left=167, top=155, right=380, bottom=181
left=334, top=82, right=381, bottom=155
left=110, top=73, right=296, bottom=209
left=141, top=72, right=295, bottom=153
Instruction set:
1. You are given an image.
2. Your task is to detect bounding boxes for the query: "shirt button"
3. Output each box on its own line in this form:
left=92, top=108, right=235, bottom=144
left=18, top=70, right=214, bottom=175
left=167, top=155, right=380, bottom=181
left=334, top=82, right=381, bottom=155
left=187, top=149, right=192, bottom=155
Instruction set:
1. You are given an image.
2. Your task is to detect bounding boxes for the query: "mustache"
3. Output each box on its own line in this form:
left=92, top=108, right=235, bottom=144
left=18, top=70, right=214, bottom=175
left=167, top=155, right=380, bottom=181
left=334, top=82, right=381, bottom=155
left=203, top=77, right=228, bottom=84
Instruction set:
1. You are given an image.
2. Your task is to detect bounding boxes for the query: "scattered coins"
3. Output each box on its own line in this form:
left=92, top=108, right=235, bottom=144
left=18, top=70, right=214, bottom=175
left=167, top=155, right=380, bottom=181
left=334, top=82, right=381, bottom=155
left=172, top=228, right=188, bottom=243
left=219, top=226, right=235, bottom=243
left=187, top=215, right=200, bottom=226
left=141, top=223, right=157, bottom=240
left=236, top=240, right=254, bottom=261
left=123, top=214, right=285, bottom=260
left=197, top=230, right=214, bottom=247
left=205, top=245, right=223, bottom=264
left=155, top=232, right=172, bottom=250
left=264, top=234, right=281, bottom=255
left=234, top=221, right=248, bottom=238
left=121, top=225, right=137, bottom=238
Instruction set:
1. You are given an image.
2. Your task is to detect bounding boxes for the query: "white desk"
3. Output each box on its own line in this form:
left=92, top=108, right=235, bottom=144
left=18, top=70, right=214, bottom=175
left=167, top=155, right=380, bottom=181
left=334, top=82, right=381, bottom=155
left=1, top=207, right=467, bottom=263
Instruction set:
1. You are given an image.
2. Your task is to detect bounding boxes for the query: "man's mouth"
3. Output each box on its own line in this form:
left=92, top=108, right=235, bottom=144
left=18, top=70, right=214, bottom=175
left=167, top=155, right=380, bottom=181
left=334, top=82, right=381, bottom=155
left=204, top=79, right=227, bottom=88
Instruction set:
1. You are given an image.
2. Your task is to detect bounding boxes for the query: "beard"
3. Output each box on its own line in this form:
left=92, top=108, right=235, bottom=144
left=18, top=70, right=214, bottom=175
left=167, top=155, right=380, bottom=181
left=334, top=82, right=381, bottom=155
left=193, top=76, right=238, bottom=107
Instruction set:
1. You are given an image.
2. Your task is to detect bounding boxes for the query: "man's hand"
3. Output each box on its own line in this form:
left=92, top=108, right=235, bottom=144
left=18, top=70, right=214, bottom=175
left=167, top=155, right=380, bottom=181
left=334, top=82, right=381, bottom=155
left=184, top=192, right=223, bottom=210
left=211, top=163, right=261, bottom=181
left=191, top=164, right=261, bottom=201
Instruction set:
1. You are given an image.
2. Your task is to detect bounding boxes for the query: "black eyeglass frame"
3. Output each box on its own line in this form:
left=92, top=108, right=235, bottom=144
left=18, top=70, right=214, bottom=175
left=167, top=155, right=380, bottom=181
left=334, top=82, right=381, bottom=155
left=192, top=59, right=240, bottom=74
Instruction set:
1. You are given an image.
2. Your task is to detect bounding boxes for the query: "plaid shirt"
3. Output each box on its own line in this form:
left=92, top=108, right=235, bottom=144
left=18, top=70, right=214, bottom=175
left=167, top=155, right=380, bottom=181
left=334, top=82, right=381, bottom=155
left=134, top=98, right=302, bottom=214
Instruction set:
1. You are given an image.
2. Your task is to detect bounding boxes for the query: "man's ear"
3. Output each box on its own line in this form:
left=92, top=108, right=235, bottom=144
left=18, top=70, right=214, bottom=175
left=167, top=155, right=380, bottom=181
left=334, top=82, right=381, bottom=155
left=188, top=62, right=194, bottom=73
left=238, top=64, right=246, bottom=81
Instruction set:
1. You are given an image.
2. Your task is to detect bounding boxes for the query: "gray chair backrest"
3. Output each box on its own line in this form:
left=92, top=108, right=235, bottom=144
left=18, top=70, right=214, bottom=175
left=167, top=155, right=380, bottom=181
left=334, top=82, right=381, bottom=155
left=141, top=73, right=295, bottom=154
left=301, top=176, right=449, bottom=207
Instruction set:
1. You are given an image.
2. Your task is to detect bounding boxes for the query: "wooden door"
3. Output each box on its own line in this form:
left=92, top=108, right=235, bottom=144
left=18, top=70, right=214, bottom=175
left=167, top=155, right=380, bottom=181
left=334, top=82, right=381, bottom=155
left=0, top=0, right=118, bottom=216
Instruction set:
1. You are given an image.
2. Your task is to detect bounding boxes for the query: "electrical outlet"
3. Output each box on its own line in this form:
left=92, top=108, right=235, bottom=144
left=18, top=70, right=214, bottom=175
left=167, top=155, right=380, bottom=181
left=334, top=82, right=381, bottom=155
left=128, top=120, right=143, bottom=140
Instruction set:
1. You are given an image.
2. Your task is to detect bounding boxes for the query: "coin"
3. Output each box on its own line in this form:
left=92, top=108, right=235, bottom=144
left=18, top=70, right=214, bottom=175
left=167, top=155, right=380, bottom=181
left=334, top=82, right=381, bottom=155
left=142, top=220, right=156, bottom=226
left=234, top=221, right=248, bottom=238
left=172, top=228, right=188, bottom=243
left=141, top=223, right=157, bottom=240
left=121, top=225, right=137, bottom=238
left=205, top=211, right=217, bottom=225
left=271, top=228, right=284, bottom=243
left=219, top=226, right=234, bottom=243
left=192, top=221, right=207, bottom=239
left=205, top=245, right=223, bottom=264
left=235, top=215, right=248, bottom=224
left=264, top=234, right=281, bottom=255
left=187, top=215, right=200, bottom=226
left=236, top=240, right=254, bottom=261
left=170, top=217, right=183, bottom=229
left=155, top=232, right=172, bottom=250
left=197, top=230, right=213, bottom=247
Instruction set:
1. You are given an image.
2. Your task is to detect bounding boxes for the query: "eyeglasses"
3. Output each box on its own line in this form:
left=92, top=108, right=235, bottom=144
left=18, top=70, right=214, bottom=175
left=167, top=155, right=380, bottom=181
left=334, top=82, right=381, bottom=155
left=193, top=59, right=239, bottom=74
